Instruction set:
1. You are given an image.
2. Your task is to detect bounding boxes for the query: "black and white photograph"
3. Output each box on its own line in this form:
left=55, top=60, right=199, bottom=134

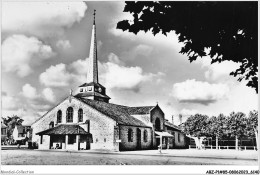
left=1, top=1, right=259, bottom=174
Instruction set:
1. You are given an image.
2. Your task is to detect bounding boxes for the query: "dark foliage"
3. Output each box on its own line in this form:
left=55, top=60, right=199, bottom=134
left=2, top=115, right=24, bottom=140
left=182, top=114, right=209, bottom=137
left=117, top=1, right=258, bottom=92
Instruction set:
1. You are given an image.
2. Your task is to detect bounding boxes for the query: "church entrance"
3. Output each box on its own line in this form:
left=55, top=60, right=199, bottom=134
left=79, top=135, right=92, bottom=150
left=49, top=135, right=65, bottom=149
left=137, top=128, right=141, bottom=150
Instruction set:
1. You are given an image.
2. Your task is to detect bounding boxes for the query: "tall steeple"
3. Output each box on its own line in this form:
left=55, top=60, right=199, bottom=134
left=87, top=9, right=98, bottom=83
left=75, top=10, right=110, bottom=103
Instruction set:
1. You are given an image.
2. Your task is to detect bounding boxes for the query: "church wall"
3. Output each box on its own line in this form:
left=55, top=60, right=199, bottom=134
left=165, top=127, right=175, bottom=149
left=150, top=106, right=165, bottom=131
left=131, top=114, right=152, bottom=127
left=38, top=135, right=50, bottom=149
left=150, top=106, right=165, bottom=147
left=165, top=126, right=186, bottom=148
left=31, top=97, right=118, bottom=151
left=119, top=125, right=153, bottom=151
left=86, top=106, right=117, bottom=151
left=174, top=131, right=186, bottom=148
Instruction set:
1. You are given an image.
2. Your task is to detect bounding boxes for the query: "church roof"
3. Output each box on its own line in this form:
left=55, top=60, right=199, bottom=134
left=36, top=124, right=90, bottom=135
left=75, top=97, right=153, bottom=128
left=164, top=121, right=181, bottom=131
left=127, top=106, right=155, bottom=115
left=74, top=91, right=110, bottom=99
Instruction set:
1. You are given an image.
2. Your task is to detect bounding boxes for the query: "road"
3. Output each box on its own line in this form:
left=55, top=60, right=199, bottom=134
left=1, top=149, right=257, bottom=165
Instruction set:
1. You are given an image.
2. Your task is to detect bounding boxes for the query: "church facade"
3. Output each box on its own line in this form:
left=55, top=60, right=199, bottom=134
left=31, top=12, right=186, bottom=151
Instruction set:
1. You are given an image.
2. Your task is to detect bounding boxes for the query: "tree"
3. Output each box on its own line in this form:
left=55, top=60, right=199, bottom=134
left=182, top=114, right=209, bottom=149
left=246, top=110, right=258, bottom=149
left=117, top=1, right=258, bottom=92
left=227, top=112, right=247, bottom=150
left=206, top=114, right=228, bottom=149
left=2, top=115, right=24, bottom=142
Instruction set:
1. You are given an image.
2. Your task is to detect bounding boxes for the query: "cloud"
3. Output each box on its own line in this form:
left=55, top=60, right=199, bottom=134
left=39, top=62, right=87, bottom=88
left=108, top=53, right=124, bottom=65
left=2, top=91, right=7, bottom=96
left=180, top=108, right=198, bottom=116
left=39, top=64, right=74, bottom=87
left=195, top=56, right=240, bottom=82
left=69, top=59, right=89, bottom=75
left=132, top=44, right=154, bottom=57
left=2, top=35, right=54, bottom=77
left=2, top=108, right=27, bottom=118
left=39, top=53, right=164, bottom=92
left=2, top=2, right=87, bottom=37
left=120, top=44, right=154, bottom=61
left=22, top=84, right=39, bottom=99
left=99, top=60, right=162, bottom=90
left=110, top=25, right=183, bottom=51
left=42, top=88, right=56, bottom=103
left=56, top=40, right=71, bottom=49
left=172, top=79, right=229, bottom=105
left=2, top=95, right=20, bottom=110
left=2, top=108, right=43, bottom=125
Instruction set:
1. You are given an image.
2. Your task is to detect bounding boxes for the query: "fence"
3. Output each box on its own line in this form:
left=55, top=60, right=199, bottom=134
left=189, top=145, right=257, bottom=150
left=188, top=138, right=257, bottom=150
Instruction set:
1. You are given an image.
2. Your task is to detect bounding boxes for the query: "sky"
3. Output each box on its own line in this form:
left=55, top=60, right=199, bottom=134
left=1, top=1, right=258, bottom=125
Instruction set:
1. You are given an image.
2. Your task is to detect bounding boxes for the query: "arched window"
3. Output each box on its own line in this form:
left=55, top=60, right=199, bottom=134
left=78, top=109, right=83, bottom=122
left=128, top=128, right=133, bottom=142
left=143, top=130, right=148, bottom=142
left=66, top=107, right=73, bottom=123
left=49, top=121, right=54, bottom=128
left=57, top=110, right=62, bottom=123
left=155, top=118, right=161, bottom=131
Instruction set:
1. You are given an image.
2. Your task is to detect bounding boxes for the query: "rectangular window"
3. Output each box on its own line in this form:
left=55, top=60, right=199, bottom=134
left=178, top=133, right=180, bottom=142
left=68, top=135, right=76, bottom=144
left=40, top=135, right=43, bottom=144
left=80, top=88, right=83, bottom=92
left=85, top=120, right=90, bottom=132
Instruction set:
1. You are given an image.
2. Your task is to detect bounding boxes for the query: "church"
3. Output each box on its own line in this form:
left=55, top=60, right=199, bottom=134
left=31, top=12, right=186, bottom=151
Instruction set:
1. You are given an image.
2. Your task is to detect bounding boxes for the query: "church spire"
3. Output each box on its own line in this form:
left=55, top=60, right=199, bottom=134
left=87, top=9, right=98, bottom=83
left=76, top=9, right=110, bottom=103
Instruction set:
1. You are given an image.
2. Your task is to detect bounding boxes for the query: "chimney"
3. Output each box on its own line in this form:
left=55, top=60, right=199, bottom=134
left=179, top=114, right=183, bottom=124
left=172, top=115, right=174, bottom=125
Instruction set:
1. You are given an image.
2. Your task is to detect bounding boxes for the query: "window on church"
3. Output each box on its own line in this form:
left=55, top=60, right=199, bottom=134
left=68, top=135, right=76, bottom=144
left=57, top=110, right=62, bottom=123
left=87, top=87, right=92, bottom=91
left=80, top=88, right=83, bottom=92
left=85, top=120, right=90, bottom=132
left=78, top=109, right=83, bottom=122
left=128, top=128, right=133, bottom=142
left=178, top=133, right=181, bottom=142
left=66, top=107, right=73, bottom=123
left=143, top=130, right=148, bottom=142
left=40, top=135, right=43, bottom=144
left=155, top=118, right=161, bottom=131
left=49, top=121, right=54, bottom=129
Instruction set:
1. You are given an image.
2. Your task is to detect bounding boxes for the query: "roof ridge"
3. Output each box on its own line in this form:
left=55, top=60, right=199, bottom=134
left=75, top=97, right=150, bottom=127
left=129, top=106, right=155, bottom=108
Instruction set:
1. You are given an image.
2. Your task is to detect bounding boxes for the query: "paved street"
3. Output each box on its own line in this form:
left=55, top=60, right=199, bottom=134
left=1, top=149, right=258, bottom=165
